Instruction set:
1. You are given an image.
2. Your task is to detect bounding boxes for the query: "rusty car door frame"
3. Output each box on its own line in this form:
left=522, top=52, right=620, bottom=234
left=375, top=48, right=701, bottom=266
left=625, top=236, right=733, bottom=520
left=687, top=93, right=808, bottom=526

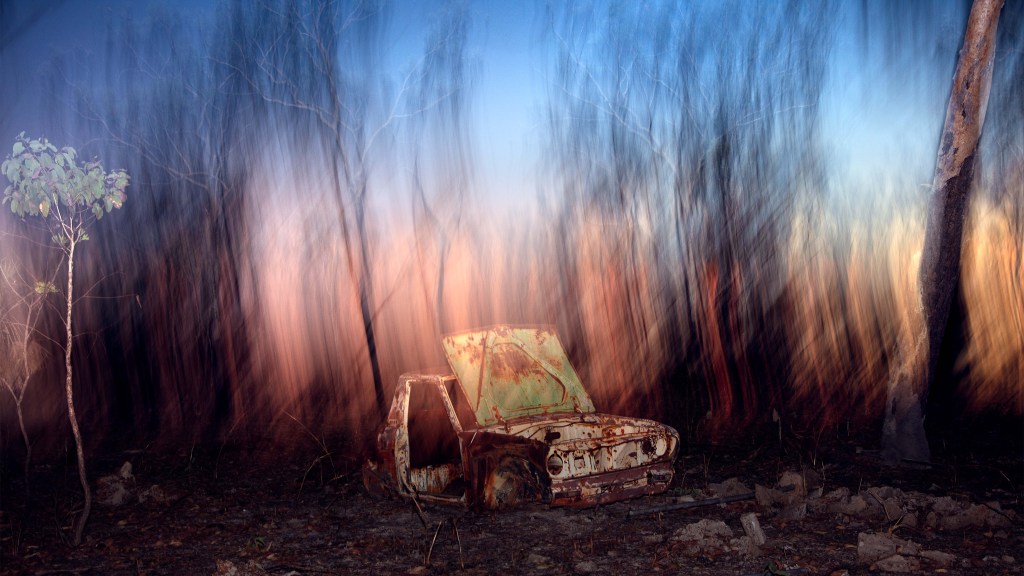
left=391, top=373, right=468, bottom=504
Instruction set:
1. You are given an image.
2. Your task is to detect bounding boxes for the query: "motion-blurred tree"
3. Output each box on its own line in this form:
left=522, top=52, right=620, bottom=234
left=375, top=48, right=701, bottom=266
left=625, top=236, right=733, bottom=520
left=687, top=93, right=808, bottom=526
left=226, top=0, right=470, bottom=420
left=545, top=1, right=833, bottom=425
left=0, top=259, right=53, bottom=497
left=2, top=133, right=129, bottom=545
left=881, top=0, right=1004, bottom=463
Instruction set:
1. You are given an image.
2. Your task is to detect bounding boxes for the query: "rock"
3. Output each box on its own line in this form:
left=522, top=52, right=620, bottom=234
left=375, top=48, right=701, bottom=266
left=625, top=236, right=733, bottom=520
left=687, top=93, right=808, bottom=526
left=874, top=554, right=920, bottom=573
left=857, top=532, right=918, bottom=564
left=672, top=519, right=733, bottom=541
left=777, top=502, right=807, bottom=522
left=525, top=553, right=549, bottom=566
left=708, top=477, right=750, bottom=498
left=138, top=484, right=167, bottom=504
left=729, top=535, right=761, bottom=558
left=824, top=487, right=851, bottom=501
left=740, top=512, right=766, bottom=546
left=756, top=484, right=799, bottom=508
left=899, top=512, right=919, bottom=529
left=779, top=470, right=806, bottom=497
left=214, top=560, right=239, bottom=576
left=858, top=534, right=919, bottom=558
left=940, top=503, right=1013, bottom=531
left=828, top=493, right=869, bottom=516
left=919, top=550, right=955, bottom=566
left=867, top=486, right=893, bottom=500
left=671, top=519, right=733, bottom=556
left=96, top=462, right=135, bottom=506
left=929, top=496, right=960, bottom=515
left=755, top=484, right=776, bottom=507
left=213, top=560, right=268, bottom=576
left=880, top=498, right=904, bottom=521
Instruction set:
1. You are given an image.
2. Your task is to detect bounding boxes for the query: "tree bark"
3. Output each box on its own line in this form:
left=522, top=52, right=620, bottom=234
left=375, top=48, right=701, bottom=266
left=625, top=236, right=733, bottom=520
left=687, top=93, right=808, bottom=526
left=65, top=236, right=91, bottom=546
left=882, top=0, right=1003, bottom=464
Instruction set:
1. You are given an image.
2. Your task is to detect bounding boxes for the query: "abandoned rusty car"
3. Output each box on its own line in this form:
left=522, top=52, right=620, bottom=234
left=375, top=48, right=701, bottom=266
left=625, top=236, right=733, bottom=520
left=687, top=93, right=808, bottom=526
left=363, top=326, right=680, bottom=509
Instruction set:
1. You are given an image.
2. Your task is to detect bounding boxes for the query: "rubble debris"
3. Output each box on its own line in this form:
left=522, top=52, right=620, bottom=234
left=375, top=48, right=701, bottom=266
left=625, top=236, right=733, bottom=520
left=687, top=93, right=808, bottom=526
left=812, top=483, right=1017, bottom=535
left=740, top=512, right=766, bottom=546
left=708, top=477, right=751, bottom=497
left=138, top=484, right=168, bottom=504
left=938, top=502, right=1014, bottom=530
left=96, top=461, right=135, bottom=506
left=670, top=519, right=734, bottom=556
left=729, top=535, right=762, bottom=558
left=756, top=472, right=808, bottom=521
left=857, top=532, right=919, bottom=564
left=212, top=559, right=269, bottom=576
left=873, top=554, right=920, bottom=573
left=918, top=549, right=955, bottom=566
left=855, top=531, right=975, bottom=572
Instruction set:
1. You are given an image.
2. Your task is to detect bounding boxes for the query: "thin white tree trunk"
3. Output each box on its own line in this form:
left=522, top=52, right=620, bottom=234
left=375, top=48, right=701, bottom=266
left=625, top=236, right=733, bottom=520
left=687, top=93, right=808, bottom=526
left=65, top=237, right=91, bottom=546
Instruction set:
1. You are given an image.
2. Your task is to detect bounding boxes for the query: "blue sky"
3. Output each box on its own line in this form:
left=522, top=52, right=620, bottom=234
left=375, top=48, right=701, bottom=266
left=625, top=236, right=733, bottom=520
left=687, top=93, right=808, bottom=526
left=1, top=0, right=977, bottom=212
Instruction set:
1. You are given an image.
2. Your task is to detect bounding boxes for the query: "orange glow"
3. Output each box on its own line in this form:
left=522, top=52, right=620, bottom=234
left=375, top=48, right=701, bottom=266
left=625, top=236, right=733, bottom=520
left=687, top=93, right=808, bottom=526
left=226, top=168, right=1022, bottom=447
left=961, top=195, right=1024, bottom=414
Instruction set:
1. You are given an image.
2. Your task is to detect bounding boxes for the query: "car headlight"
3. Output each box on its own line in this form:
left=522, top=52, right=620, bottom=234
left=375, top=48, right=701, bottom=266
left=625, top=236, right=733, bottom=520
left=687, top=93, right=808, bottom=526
left=547, top=453, right=564, bottom=475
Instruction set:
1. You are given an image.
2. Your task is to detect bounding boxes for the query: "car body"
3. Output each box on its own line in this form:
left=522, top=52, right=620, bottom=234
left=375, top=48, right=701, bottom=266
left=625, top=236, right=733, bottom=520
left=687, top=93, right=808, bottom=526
left=363, top=325, right=679, bottom=509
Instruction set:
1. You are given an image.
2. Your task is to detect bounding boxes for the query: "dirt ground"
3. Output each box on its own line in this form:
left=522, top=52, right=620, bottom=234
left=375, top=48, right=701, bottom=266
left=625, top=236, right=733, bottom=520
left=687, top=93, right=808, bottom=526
left=1, top=432, right=1021, bottom=576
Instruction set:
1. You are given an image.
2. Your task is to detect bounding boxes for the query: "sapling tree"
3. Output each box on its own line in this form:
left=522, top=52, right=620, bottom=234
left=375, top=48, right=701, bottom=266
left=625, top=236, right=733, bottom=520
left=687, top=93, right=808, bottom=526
left=2, top=133, right=128, bottom=546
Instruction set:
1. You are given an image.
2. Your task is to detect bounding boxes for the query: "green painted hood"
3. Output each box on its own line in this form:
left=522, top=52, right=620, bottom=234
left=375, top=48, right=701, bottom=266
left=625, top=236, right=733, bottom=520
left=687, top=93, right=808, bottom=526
left=442, top=326, right=596, bottom=427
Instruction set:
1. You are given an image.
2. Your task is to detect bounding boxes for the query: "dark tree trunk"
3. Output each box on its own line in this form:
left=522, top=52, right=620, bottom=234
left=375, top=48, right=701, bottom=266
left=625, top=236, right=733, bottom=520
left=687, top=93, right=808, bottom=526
left=882, top=0, right=1004, bottom=464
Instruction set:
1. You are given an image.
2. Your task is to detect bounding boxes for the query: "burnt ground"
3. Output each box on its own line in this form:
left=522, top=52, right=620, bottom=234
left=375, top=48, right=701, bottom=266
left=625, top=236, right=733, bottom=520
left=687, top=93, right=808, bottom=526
left=0, top=426, right=1021, bottom=576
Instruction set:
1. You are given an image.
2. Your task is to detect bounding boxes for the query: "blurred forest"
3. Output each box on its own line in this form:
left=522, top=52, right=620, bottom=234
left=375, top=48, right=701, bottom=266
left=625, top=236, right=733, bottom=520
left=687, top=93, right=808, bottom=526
left=0, top=0, right=1021, bottom=463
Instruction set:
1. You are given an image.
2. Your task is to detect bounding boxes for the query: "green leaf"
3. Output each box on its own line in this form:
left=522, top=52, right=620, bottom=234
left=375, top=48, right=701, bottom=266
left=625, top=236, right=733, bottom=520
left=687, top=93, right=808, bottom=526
left=12, top=141, right=24, bottom=155
left=39, top=199, right=50, bottom=217
left=92, top=202, right=103, bottom=219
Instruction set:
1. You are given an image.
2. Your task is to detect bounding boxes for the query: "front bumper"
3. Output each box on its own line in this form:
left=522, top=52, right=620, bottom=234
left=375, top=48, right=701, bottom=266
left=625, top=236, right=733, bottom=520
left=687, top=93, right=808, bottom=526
left=548, top=461, right=675, bottom=507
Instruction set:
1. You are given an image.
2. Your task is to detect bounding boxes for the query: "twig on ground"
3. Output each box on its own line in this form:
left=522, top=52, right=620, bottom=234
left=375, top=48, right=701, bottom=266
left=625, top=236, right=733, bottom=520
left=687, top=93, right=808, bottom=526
left=425, top=519, right=444, bottom=566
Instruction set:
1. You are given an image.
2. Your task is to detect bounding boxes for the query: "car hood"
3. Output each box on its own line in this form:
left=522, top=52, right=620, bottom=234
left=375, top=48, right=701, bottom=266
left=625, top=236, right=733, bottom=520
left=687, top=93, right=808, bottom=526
left=442, top=326, right=596, bottom=427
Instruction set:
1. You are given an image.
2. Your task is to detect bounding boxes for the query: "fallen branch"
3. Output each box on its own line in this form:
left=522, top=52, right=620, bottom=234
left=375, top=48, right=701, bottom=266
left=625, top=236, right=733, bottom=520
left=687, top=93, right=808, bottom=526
left=627, top=485, right=795, bottom=518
